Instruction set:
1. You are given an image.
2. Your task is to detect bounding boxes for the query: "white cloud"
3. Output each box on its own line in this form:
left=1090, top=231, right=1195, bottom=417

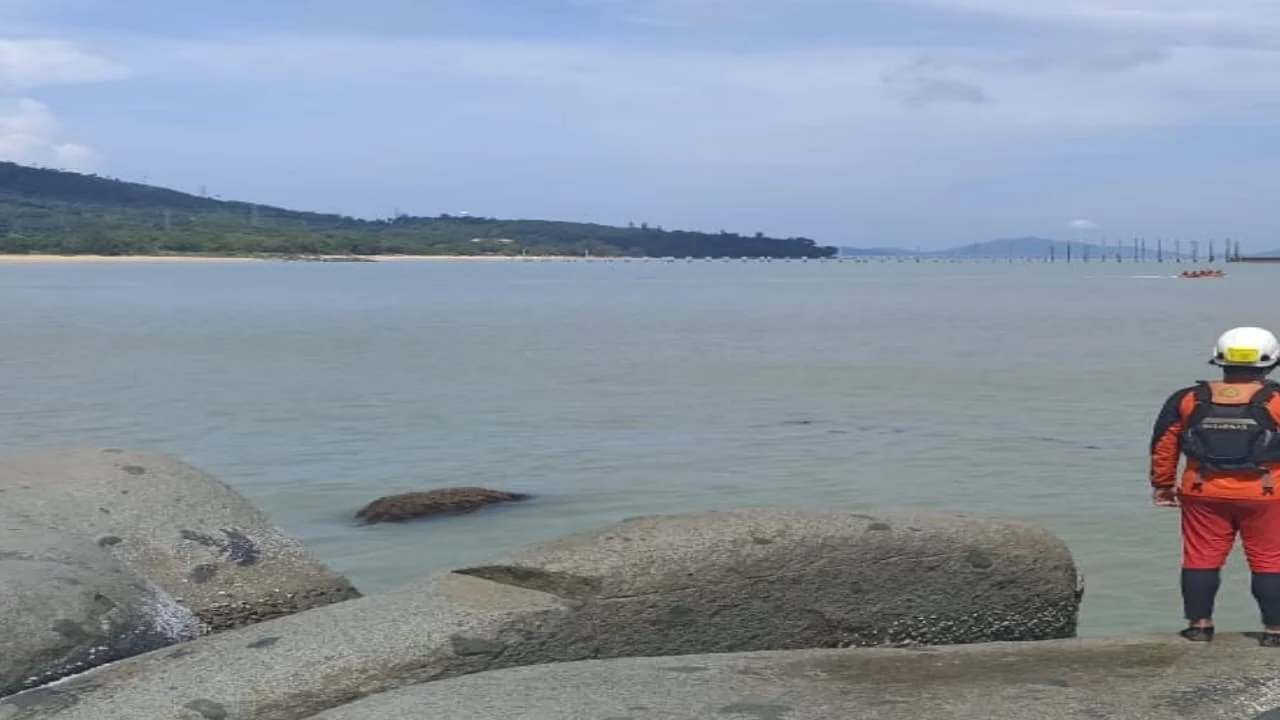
left=43, top=29, right=1280, bottom=202
left=0, top=37, right=124, bottom=168
left=0, top=97, right=99, bottom=170
left=0, top=38, right=128, bottom=87
left=129, top=35, right=1280, bottom=132
left=1066, top=218, right=1098, bottom=230
left=880, top=44, right=1280, bottom=129
left=571, top=0, right=781, bottom=27
left=887, top=0, right=1280, bottom=36
left=577, top=0, right=1280, bottom=36
left=10, top=6, right=1274, bottom=244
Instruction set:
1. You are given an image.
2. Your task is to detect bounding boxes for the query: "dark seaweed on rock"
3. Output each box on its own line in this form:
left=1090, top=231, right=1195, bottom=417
left=354, top=488, right=531, bottom=524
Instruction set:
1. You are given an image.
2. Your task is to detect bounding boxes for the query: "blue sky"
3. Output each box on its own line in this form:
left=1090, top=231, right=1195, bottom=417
left=2, top=0, right=1280, bottom=249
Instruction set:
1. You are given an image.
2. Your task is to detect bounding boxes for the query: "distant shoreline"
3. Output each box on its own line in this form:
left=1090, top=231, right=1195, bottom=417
left=0, top=254, right=594, bottom=265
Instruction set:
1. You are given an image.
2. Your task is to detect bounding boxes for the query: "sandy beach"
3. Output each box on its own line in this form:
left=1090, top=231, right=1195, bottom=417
left=376, top=255, right=588, bottom=262
left=0, top=254, right=590, bottom=265
left=0, top=254, right=261, bottom=264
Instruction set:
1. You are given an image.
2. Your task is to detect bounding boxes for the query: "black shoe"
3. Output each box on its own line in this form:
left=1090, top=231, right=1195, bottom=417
left=1180, top=626, right=1215, bottom=642
left=1259, top=633, right=1280, bottom=647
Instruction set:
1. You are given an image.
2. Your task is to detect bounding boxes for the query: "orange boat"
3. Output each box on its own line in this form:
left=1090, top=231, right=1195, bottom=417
left=1179, top=269, right=1226, bottom=279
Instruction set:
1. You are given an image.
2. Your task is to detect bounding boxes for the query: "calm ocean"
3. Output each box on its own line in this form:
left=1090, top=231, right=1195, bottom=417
left=0, top=257, right=1268, bottom=637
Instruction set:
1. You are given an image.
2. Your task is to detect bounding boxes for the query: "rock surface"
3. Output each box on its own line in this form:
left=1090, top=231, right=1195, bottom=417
left=0, top=572, right=580, bottom=720
left=0, top=448, right=360, bottom=632
left=456, top=508, right=1082, bottom=650
left=306, top=635, right=1280, bottom=720
left=0, top=508, right=1081, bottom=720
left=0, top=508, right=199, bottom=698
left=354, top=487, right=531, bottom=523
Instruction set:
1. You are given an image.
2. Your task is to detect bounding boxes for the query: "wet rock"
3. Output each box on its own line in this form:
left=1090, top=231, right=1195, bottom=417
left=0, top=508, right=199, bottom=698
left=354, top=487, right=531, bottom=524
left=0, top=448, right=361, bottom=633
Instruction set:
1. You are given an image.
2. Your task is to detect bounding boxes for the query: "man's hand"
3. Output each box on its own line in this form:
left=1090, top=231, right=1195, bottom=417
left=1152, top=486, right=1179, bottom=507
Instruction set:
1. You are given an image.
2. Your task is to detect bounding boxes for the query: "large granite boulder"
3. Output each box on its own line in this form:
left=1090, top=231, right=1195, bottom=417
left=0, top=509, right=200, bottom=698
left=306, top=636, right=1280, bottom=720
left=0, top=509, right=1082, bottom=720
left=456, top=508, right=1083, bottom=651
left=0, top=448, right=360, bottom=632
left=0, top=572, right=578, bottom=720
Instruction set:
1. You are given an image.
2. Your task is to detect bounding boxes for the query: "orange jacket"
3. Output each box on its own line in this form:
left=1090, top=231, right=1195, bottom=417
left=1150, top=381, right=1280, bottom=500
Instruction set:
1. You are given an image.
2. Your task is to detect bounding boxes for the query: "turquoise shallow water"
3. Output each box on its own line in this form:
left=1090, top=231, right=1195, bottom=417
left=0, top=257, right=1267, bottom=637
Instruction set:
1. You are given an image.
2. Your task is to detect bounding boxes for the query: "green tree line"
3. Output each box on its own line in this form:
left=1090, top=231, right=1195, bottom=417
left=0, top=162, right=836, bottom=258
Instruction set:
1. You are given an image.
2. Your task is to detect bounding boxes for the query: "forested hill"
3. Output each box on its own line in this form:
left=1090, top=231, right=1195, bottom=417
left=0, top=162, right=835, bottom=258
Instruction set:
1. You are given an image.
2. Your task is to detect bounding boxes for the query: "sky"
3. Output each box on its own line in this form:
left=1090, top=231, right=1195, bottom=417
left=2, top=0, right=1280, bottom=249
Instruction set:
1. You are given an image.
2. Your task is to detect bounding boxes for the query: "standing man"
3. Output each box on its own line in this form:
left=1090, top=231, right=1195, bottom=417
left=1150, top=326, right=1280, bottom=645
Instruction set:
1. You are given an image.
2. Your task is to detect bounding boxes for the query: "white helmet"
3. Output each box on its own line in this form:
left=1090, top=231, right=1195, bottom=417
left=1210, top=326, right=1280, bottom=367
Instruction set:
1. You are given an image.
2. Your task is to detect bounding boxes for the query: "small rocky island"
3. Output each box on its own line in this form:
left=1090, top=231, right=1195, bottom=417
left=0, top=448, right=1274, bottom=719
left=354, top=487, right=531, bottom=523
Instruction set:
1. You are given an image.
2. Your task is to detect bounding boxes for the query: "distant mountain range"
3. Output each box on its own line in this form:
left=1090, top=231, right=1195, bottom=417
left=839, top=236, right=1257, bottom=260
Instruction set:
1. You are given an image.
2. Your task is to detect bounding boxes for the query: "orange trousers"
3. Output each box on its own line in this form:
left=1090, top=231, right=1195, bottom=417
left=1181, top=496, right=1280, bottom=572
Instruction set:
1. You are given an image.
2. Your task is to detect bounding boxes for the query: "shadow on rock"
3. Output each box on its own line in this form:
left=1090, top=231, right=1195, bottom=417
left=355, top=488, right=532, bottom=524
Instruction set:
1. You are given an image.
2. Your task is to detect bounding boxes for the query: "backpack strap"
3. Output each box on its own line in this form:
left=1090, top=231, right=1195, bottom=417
left=1185, top=384, right=1213, bottom=493
left=1185, top=382, right=1214, bottom=425
left=1247, top=382, right=1280, bottom=495
left=1258, top=380, right=1280, bottom=403
left=1248, top=381, right=1280, bottom=428
left=1182, top=379, right=1213, bottom=489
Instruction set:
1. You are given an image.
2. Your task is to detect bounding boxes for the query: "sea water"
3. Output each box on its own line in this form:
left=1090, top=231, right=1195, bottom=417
left=0, top=257, right=1265, bottom=637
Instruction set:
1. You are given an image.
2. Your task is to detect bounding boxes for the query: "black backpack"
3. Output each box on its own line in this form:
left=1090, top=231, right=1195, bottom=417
left=1181, top=381, right=1280, bottom=474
